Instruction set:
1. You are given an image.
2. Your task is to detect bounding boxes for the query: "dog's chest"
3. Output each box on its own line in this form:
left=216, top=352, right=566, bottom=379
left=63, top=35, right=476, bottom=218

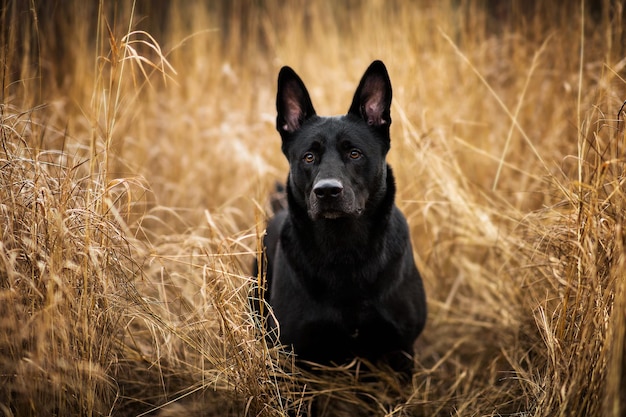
left=299, top=300, right=401, bottom=353
left=308, top=289, right=388, bottom=332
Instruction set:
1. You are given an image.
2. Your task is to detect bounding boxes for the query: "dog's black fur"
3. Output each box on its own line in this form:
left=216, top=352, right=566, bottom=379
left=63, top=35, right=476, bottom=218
left=253, top=60, right=426, bottom=373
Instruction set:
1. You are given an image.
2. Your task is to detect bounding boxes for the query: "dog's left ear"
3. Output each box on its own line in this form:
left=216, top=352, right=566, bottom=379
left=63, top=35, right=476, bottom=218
left=348, top=60, right=392, bottom=127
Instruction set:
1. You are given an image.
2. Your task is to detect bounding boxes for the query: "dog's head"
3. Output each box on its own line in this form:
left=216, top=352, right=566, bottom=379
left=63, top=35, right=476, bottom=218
left=276, top=61, right=393, bottom=221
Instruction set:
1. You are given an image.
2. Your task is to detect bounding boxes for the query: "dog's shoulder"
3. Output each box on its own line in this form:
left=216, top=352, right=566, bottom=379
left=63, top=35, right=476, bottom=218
left=264, top=208, right=288, bottom=258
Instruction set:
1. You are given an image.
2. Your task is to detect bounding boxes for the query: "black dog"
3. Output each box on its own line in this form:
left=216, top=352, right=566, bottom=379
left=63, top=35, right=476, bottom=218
left=254, top=60, right=426, bottom=373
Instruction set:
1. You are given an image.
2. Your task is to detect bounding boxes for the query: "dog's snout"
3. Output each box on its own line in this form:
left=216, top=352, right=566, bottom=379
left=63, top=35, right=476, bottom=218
left=313, top=179, right=343, bottom=199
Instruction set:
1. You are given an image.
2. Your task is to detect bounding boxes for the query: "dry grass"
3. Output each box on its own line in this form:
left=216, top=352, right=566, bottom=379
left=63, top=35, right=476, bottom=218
left=1, top=0, right=626, bottom=415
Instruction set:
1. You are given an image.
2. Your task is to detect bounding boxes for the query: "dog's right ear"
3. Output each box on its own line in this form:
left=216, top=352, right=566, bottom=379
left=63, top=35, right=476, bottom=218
left=276, top=67, right=316, bottom=134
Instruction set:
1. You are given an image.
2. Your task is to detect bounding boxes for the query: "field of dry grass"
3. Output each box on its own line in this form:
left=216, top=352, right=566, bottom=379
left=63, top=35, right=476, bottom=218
left=1, top=0, right=626, bottom=415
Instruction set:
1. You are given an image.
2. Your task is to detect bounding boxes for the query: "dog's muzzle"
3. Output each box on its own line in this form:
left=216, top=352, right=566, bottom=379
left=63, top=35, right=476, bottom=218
left=308, top=178, right=361, bottom=220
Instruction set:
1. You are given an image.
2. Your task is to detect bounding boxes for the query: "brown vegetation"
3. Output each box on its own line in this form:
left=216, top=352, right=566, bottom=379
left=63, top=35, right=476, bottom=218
left=1, top=1, right=625, bottom=415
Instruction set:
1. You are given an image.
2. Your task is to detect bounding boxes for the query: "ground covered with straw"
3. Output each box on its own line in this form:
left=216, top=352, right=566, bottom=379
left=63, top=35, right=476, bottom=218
left=1, top=1, right=625, bottom=416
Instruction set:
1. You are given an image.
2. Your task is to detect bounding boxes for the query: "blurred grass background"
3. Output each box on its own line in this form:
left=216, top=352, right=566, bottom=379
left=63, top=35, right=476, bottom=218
left=1, top=0, right=626, bottom=415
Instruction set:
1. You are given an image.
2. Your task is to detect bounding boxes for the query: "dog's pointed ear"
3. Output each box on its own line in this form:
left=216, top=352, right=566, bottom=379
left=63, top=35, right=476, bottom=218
left=348, top=60, right=392, bottom=127
left=276, top=66, right=316, bottom=134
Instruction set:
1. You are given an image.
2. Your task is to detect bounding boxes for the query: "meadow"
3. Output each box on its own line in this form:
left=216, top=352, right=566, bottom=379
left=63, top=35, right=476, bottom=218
left=1, top=1, right=625, bottom=415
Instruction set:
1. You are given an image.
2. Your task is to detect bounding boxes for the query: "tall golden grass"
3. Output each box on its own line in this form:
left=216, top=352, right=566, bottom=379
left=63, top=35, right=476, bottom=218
left=1, top=0, right=625, bottom=415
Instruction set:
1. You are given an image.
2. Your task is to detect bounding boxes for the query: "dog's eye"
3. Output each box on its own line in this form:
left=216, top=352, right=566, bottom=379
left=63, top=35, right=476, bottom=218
left=303, top=152, right=316, bottom=164
left=349, top=149, right=362, bottom=160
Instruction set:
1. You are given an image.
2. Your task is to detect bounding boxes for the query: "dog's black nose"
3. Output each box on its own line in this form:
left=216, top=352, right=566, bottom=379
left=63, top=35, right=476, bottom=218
left=313, top=179, right=343, bottom=199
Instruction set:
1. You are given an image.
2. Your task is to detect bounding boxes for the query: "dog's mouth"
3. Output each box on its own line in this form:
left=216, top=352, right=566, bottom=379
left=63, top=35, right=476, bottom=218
left=318, top=210, right=347, bottom=220
left=308, top=206, right=364, bottom=221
